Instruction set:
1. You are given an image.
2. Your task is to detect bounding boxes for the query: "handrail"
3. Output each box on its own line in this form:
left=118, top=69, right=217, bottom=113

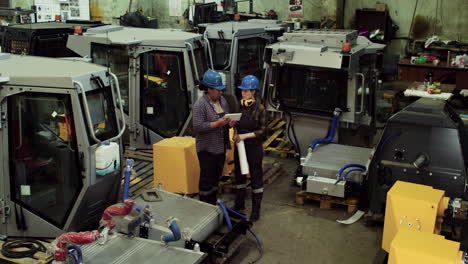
left=185, top=42, right=200, bottom=82
left=355, top=73, right=366, bottom=115
left=203, top=31, right=214, bottom=69
left=74, top=80, right=102, bottom=144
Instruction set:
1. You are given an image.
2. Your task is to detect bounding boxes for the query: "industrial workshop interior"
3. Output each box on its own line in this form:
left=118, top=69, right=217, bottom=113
left=0, top=0, right=468, bottom=263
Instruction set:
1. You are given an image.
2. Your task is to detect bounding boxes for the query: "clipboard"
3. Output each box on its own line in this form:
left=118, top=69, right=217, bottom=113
left=225, top=113, right=242, bottom=121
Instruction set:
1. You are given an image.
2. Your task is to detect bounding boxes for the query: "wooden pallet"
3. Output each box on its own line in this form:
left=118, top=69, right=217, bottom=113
left=0, top=240, right=52, bottom=264
left=121, top=160, right=154, bottom=198
left=124, top=149, right=153, bottom=162
left=295, top=191, right=359, bottom=214
left=263, top=118, right=295, bottom=158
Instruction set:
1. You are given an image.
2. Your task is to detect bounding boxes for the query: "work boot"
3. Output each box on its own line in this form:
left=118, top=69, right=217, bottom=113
left=249, top=193, right=263, bottom=222
left=233, top=188, right=246, bottom=212
left=199, top=194, right=210, bottom=204
left=231, top=188, right=246, bottom=219
left=208, top=192, right=218, bottom=205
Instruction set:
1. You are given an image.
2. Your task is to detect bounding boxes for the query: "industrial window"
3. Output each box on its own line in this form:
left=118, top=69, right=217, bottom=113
left=140, top=51, right=190, bottom=138
left=189, top=46, right=209, bottom=84
left=91, top=44, right=130, bottom=114
left=236, top=37, right=267, bottom=80
left=210, top=39, right=231, bottom=70
left=79, top=83, right=120, bottom=144
left=8, top=92, right=83, bottom=228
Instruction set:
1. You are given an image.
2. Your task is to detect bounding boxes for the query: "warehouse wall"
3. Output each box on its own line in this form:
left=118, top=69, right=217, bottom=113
left=10, top=0, right=337, bottom=28
left=10, top=0, right=140, bottom=24
left=10, top=0, right=468, bottom=53
left=251, top=0, right=336, bottom=22
left=89, top=0, right=139, bottom=24
left=344, top=0, right=468, bottom=54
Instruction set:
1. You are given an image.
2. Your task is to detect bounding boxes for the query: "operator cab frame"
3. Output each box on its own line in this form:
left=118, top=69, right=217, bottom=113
left=199, top=19, right=288, bottom=98
left=67, top=25, right=208, bottom=149
left=0, top=54, right=125, bottom=238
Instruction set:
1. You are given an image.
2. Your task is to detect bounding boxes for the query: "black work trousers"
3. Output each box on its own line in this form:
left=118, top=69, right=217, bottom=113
left=234, top=141, right=264, bottom=193
left=198, top=151, right=226, bottom=205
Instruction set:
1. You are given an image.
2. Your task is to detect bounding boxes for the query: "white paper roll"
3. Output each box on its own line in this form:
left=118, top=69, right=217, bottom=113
left=237, top=140, right=249, bottom=175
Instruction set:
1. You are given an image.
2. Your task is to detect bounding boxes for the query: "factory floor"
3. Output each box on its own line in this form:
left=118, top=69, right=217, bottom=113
left=224, top=156, right=383, bottom=264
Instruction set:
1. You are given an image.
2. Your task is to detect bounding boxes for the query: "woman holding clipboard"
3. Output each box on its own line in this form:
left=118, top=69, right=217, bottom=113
left=193, top=70, right=232, bottom=205
left=232, top=75, right=267, bottom=222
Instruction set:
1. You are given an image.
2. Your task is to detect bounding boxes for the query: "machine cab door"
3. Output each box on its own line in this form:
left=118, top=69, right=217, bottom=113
left=138, top=50, right=191, bottom=141
left=3, top=90, right=85, bottom=232
left=0, top=97, right=9, bottom=235
left=234, top=37, right=268, bottom=95
left=208, top=35, right=268, bottom=97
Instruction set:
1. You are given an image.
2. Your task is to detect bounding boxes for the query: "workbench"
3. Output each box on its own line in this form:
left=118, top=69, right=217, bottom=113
left=383, top=81, right=456, bottom=113
left=399, top=58, right=468, bottom=90
left=406, top=81, right=456, bottom=93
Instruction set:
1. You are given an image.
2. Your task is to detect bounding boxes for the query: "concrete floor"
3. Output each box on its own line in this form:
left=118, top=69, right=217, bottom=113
left=224, top=157, right=383, bottom=264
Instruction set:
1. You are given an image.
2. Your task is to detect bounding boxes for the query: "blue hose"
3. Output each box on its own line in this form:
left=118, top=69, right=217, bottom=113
left=335, top=168, right=365, bottom=185
left=247, top=229, right=263, bottom=264
left=379, top=133, right=401, bottom=152
left=217, top=201, right=234, bottom=230
left=310, top=114, right=340, bottom=151
left=162, top=220, right=181, bottom=243
left=67, top=245, right=83, bottom=264
left=227, top=207, right=247, bottom=220
left=217, top=201, right=263, bottom=264
left=122, top=159, right=134, bottom=201
left=337, top=164, right=366, bottom=180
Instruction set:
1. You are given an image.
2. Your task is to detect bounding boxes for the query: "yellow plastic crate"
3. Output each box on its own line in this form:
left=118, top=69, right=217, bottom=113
left=153, top=137, right=200, bottom=194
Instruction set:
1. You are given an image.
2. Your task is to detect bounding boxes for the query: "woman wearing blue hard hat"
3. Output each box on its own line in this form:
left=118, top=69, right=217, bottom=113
left=193, top=70, right=233, bottom=204
left=232, top=75, right=267, bottom=222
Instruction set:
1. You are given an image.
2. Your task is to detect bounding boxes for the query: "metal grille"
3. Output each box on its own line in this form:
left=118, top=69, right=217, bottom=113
left=10, top=40, right=29, bottom=54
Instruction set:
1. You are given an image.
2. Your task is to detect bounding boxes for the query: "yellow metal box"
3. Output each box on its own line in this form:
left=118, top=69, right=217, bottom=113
left=153, top=137, right=200, bottom=194
left=382, top=181, right=449, bottom=252
left=389, top=229, right=463, bottom=264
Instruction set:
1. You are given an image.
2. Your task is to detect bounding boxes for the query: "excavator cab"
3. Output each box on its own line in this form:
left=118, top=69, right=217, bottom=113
left=0, top=54, right=125, bottom=238
left=200, top=19, right=288, bottom=98
left=67, top=25, right=208, bottom=149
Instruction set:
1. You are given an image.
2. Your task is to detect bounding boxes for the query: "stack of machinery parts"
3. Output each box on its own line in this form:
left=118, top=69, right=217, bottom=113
left=67, top=25, right=208, bottom=149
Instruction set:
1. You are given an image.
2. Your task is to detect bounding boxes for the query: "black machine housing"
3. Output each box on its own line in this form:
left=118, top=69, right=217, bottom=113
left=0, top=21, right=103, bottom=57
left=365, top=98, right=468, bottom=215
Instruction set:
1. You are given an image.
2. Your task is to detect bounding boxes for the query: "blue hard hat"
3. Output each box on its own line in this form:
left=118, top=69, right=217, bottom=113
left=238, top=75, right=260, bottom=90
left=202, top=70, right=225, bottom=91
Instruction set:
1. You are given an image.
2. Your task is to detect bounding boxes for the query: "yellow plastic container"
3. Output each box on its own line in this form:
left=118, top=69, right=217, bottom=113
left=153, top=137, right=200, bottom=194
